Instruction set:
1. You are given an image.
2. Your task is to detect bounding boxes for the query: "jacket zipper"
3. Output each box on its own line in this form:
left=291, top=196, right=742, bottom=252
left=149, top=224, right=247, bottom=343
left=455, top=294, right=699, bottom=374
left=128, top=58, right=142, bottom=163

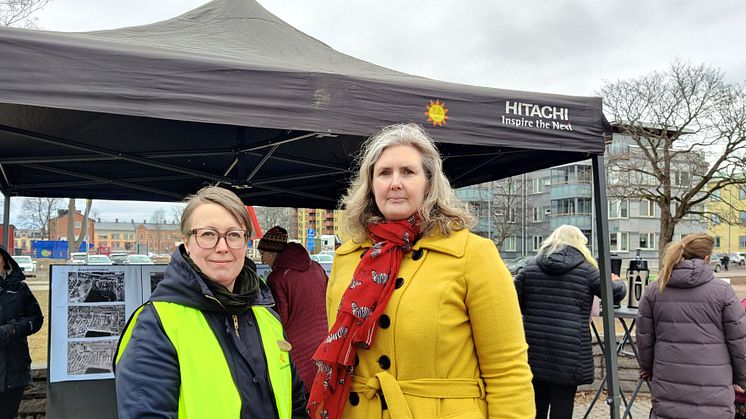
left=232, top=314, right=240, bottom=338
left=205, top=294, right=241, bottom=339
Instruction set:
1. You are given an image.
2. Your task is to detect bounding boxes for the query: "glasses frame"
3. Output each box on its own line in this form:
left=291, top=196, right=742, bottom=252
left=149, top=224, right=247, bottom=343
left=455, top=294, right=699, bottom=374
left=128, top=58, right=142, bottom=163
left=189, top=228, right=249, bottom=250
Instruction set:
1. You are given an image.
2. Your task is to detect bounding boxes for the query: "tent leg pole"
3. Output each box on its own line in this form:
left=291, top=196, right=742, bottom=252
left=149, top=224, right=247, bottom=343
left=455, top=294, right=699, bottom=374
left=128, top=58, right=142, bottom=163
left=592, top=154, right=620, bottom=419
left=2, top=191, right=9, bottom=250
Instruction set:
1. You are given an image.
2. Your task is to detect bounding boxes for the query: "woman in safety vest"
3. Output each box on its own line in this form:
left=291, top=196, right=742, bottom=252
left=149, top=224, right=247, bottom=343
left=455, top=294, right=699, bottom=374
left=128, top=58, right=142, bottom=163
left=115, top=186, right=308, bottom=418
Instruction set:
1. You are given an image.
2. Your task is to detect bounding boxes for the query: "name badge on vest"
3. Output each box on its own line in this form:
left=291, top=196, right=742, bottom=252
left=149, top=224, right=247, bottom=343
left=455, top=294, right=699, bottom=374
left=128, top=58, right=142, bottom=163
left=277, top=340, right=292, bottom=352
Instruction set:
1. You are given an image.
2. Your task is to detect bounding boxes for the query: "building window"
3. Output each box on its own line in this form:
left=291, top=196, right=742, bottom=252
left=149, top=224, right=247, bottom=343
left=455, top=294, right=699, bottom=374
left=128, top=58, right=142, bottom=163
left=712, top=214, right=721, bottom=225
left=507, top=208, right=517, bottom=223
left=532, top=207, right=543, bottom=222
left=532, top=235, right=543, bottom=251
left=711, top=189, right=721, bottom=201
left=639, top=233, right=656, bottom=250
left=610, top=232, right=629, bottom=252
left=577, top=198, right=592, bottom=215
left=552, top=198, right=575, bottom=216
left=503, top=236, right=517, bottom=252
left=740, top=236, right=746, bottom=249
left=531, top=178, right=545, bottom=194
left=715, top=236, right=721, bottom=248
left=75, top=221, right=81, bottom=228
left=740, top=211, right=746, bottom=224
left=673, top=170, right=690, bottom=187
left=740, top=187, right=746, bottom=200
left=640, top=200, right=656, bottom=217
left=608, top=199, right=629, bottom=219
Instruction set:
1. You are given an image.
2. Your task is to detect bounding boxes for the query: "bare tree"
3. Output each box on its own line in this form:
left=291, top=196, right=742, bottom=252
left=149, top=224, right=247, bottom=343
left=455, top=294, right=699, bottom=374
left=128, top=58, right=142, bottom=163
left=254, top=207, right=292, bottom=232
left=1, top=0, right=52, bottom=28
left=151, top=209, right=166, bottom=254
left=170, top=204, right=185, bottom=224
left=18, top=197, right=63, bottom=239
left=485, top=178, right=525, bottom=251
left=601, top=59, right=746, bottom=258
left=66, top=198, right=92, bottom=256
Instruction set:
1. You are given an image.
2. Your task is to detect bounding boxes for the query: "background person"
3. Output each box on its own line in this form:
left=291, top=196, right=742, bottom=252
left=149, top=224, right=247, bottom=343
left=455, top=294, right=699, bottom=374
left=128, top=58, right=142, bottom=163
left=115, top=186, right=307, bottom=419
left=259, top=226, right=329, bottom=397
left=514, top=224, right=626, bottom=419
left=307, top=123, right=534, bottom=419
left=0, top=245, right=43, bottom=419
left=637, top=233, right=746, bottom=419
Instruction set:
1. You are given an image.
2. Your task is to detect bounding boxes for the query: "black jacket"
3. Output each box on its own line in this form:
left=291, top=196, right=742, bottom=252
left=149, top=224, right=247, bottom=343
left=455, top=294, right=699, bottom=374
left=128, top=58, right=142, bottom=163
left=0, top=246, right=43, bottom=392
left=115, top=246, right=308, bottom=418
left=514, top=246, right=626, bottom=385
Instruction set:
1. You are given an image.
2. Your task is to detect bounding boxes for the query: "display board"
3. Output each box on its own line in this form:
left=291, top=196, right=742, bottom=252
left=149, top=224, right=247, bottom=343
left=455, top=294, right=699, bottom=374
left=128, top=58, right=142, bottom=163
left=48, top=264, right=167, bottom=419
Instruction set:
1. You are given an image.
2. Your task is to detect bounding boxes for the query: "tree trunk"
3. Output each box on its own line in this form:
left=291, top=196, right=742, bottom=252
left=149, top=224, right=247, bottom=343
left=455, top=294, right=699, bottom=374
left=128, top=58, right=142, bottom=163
left=658, top=211, right=676, bottom=261
left=67, top=199, right=92, bottom=257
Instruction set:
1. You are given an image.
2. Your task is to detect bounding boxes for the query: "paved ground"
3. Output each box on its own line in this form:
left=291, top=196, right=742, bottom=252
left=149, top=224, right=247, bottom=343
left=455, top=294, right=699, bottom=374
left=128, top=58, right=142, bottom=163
left=574, top=391, right=651, bottom=418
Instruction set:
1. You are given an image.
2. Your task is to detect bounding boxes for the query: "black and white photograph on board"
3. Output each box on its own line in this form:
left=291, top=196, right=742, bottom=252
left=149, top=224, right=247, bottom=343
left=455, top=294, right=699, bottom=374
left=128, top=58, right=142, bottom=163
left=67, top=271, right=125, bottom=303
left=67, top=305, right=126, bottom=338
left=66, top=340, right=118, bottom=375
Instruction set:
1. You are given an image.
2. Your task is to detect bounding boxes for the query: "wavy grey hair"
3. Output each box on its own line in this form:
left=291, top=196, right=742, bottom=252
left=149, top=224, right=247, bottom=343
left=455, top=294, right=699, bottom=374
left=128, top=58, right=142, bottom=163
left=341, top=123, right=475, bottom=242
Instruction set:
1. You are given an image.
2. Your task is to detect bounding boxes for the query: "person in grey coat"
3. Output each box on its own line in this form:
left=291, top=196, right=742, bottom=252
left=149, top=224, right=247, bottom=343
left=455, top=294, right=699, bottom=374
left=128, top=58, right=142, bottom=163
left=637, top=232, right=746, bottom=419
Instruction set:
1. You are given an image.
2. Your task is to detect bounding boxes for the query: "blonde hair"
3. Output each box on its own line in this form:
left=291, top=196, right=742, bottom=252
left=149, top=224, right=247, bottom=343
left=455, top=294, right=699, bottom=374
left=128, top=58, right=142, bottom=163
left=341, top=123, right=475, bottom=241
left=180, top=185, right=252, bottom=237
left=657, top=233, right=713, bottom=292
left=538, top=225, right=598, bottom=269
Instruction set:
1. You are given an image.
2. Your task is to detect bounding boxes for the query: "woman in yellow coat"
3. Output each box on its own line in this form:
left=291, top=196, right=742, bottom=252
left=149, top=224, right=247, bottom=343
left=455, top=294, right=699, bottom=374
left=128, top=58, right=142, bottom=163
left=307, top=123, right=534, bottom=419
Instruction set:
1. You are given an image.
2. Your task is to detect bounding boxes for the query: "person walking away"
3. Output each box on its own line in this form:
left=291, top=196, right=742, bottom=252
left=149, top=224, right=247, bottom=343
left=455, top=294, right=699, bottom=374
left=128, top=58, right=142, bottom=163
left=723, top=253, right=731, bottom=271
left=307, top=123, right=534, bottom=419
left=637, top=233, right=746, bottom=419
left=514, top=225, right=626, bottom=419
left=0, top=246, right=44, bottom=419
left=259, top=226, right=329, bottom=398
left=115, top=186, right=308, bottom=418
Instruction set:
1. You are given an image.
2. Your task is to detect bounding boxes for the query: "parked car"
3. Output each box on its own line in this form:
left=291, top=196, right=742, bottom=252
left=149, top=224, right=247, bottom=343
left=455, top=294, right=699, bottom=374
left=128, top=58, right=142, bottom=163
left=109, top=252, right=130, bottom=264
left=310, top=253, right=334, bottom=263
left=506, top=256, right=532, bottom=276
left=710, top=255, right=723, bottom=272
left=69, top=252, right=88, bottom=265
left=123, top=254, right=155, bottom=265
left=12, top=255, right=36, bottom=277
left=86, top=255, right=113, bottom=265
left=730, top=253, right=746, bottom=266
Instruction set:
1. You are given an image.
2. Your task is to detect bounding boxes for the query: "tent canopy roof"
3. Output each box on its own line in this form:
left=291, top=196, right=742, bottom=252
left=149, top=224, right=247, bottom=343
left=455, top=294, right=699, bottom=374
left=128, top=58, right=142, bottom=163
left=0, top=0, right=608, bottom=208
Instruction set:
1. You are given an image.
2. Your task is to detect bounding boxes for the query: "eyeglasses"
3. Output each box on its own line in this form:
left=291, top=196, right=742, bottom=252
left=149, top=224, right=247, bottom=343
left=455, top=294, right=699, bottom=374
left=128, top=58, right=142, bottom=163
left=189, top=228, right=249, bottom=249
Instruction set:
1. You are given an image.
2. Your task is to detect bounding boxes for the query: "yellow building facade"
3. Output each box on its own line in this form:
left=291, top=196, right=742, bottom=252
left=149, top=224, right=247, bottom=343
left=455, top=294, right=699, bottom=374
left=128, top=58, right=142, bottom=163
left=706, top=183, right=746, bottom=253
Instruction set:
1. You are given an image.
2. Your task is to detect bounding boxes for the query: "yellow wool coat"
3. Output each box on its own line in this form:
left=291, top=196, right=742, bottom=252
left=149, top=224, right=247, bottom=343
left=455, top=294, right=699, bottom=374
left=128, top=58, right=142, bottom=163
left=327, top=228, right=535, bottom=419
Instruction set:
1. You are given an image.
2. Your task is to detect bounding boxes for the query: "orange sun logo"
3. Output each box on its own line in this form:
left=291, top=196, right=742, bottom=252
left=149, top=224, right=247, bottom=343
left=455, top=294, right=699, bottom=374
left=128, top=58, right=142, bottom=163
left=425, top=100, right=448, bottom=127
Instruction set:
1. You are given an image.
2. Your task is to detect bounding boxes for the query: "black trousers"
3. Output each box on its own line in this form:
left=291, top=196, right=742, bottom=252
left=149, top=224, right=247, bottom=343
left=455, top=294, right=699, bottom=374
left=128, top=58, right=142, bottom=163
left=533, top=379, right=578, bottom=419
left=0, top=387, right=25, bottom=419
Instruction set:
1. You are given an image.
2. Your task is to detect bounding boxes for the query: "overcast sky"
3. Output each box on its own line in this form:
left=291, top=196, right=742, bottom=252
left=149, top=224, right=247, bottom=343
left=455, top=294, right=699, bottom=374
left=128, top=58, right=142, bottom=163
left=4, top=0, right=746, bottom=225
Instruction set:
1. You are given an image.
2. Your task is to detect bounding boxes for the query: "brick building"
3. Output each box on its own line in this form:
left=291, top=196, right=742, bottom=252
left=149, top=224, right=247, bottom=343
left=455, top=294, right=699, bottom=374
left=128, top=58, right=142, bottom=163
left=135, top=222, right=182, bottom=255
left=48, top=210, right=95, bottom=245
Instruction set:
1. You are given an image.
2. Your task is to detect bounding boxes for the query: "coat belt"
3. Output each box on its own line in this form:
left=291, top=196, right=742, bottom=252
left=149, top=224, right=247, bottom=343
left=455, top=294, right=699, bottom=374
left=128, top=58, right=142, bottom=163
left=350, top=372, right=485, bottom=419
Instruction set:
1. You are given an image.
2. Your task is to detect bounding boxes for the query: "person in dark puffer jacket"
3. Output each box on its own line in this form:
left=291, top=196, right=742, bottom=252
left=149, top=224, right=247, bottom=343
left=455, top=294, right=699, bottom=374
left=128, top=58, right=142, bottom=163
left=514, top=225, right=626, bottom=419
left=0, top=245, right=43, bottom=419
left=637, top=232, right=746, bottom=419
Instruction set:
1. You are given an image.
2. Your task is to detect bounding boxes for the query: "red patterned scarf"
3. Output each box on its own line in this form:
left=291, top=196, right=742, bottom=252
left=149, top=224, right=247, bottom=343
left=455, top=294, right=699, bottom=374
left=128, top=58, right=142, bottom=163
left=306, top=216, right=419, bottom=419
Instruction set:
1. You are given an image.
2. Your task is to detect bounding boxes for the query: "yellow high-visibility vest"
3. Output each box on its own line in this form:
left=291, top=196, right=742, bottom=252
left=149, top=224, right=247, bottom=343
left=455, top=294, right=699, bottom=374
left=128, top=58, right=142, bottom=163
left=116, top=302, right=292, bottom=419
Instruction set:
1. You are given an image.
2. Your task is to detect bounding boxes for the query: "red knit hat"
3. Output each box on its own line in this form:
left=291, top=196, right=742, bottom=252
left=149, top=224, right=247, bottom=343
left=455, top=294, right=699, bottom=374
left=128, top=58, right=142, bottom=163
left=257, top=226, right=288, bottom=253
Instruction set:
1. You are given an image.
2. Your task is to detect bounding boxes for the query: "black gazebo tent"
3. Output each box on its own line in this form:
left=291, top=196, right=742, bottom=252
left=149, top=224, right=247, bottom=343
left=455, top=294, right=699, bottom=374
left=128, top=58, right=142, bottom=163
left=0, top=0, right=622, bottom=417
